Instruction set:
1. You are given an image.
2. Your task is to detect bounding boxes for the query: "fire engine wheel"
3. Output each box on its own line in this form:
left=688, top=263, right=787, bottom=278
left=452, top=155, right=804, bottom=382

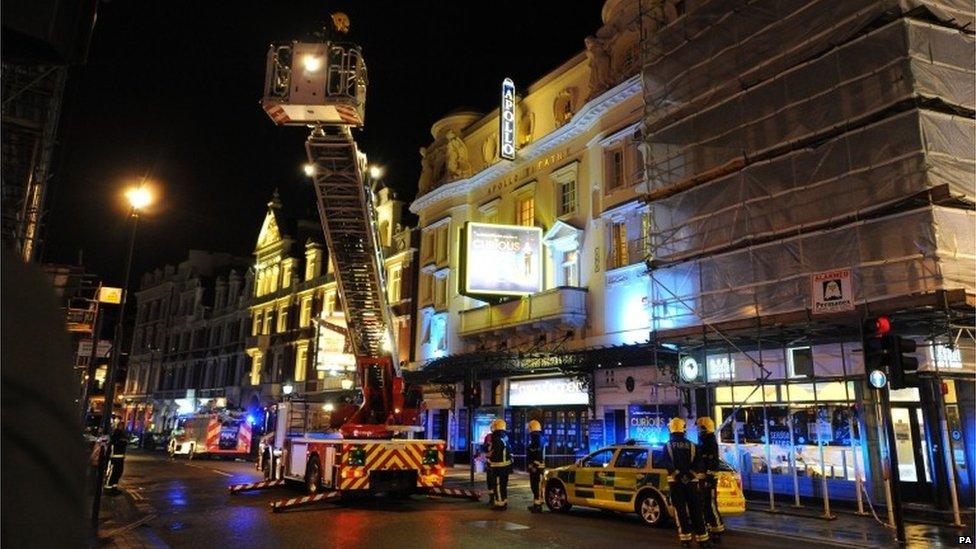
left=305, top=456, right=322, bottom=494
left=544, top=481, right=572, bottom=513
left=636, top=491, right=668, bottom=527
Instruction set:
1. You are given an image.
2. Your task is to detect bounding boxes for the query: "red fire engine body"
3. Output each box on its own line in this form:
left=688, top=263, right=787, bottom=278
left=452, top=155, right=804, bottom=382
left=169, top=412, right=252, bottom=459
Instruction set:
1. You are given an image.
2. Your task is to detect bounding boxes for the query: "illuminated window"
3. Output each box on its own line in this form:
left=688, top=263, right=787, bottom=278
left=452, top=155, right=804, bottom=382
left=250, top=353, right=263, bottom=385
left=421, top=231, right=435, bottom=264
left=610, top=221, right=628, bottom=269
left=517, top=196, right=535, bottom=226
left=300, top=296, right=313, bottom=327
left=295, top=345, right=307, bottom=382
left=787, top=347, right=814, bottom=378
left=324, top=292, right=336, bottom=316
left=434, top=226, right=449, bottom=265
left=277, top=304, right=289, bottom=332
left=434, top=275, right=448, bottom=310
left=389, top=266, right=402, bottom=303
left=263, top=309, right=273, bottom=335
left=562, top=251, right=579, bottom=287
left=305, top=249, right=321, bottom=281
left=605, top=149, right=624, bottom=191
left=420, top=273, right=434, bottom=305
left=559, top=178, right=577, bottom=216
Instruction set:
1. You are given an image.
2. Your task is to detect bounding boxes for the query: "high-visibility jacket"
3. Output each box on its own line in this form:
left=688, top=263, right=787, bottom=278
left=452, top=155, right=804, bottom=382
left=488, top=430, right=511, bottom=468
left=695, top=432, right=720, bottom=474
left=526, top=432, right=545, bottom=472
left=664, top=433, right=696, bottom=482
left=109, top=429, right=128, bottom=458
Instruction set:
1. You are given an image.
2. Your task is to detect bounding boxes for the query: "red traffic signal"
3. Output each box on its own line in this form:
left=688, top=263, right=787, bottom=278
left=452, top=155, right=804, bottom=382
left=875, top=316, right=891, bottom=336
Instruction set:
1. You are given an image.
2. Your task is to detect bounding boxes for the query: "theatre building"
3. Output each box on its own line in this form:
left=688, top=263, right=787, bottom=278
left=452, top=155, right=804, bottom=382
left=406, top=0, right=685, bottom=466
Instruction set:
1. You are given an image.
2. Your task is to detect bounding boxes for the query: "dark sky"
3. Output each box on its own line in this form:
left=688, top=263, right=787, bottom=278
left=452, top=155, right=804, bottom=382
left=43, top=1, right=605, bottom=287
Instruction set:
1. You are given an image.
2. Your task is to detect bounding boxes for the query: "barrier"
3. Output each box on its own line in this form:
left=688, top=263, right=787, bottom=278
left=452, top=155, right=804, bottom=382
left=270, top=491, right=342, bottom=512
left=228, top=479, right=286, bottom=494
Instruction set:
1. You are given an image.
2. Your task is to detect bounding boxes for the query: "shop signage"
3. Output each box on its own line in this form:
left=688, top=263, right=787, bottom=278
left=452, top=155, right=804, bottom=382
left=627, top=404, right=678, bottom=445
left=810, top=268, right=854, bottom=314
left=509, top=377, right=588, bottom=406
left=587, top=419, right=605, bottom=452
left=98, top=286, right=123, bottom=304
left=679, top=356, right=700, bottom=382
left=460, top=222, right=543, bottom=298
left=768, top=425, right=792, bottom=447
left=500, top=78, right=516, bottom=160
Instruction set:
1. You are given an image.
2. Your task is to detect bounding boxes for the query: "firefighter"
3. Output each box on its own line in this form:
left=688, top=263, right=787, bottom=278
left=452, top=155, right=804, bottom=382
left=696, top=417, right=725, bottom=543
left=488, top=418, right=512, bottom=510
left=665, top=417, right=709, bottom=547
left=526, top=419, right=545, bottom=513
left=104, top=423, right=128, bottom=492
left=482, top=431, right=495, bottom=507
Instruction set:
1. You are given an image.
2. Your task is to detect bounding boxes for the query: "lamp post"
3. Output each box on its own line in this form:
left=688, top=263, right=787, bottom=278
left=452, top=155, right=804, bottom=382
left=100, top=185, right=152, bottom=436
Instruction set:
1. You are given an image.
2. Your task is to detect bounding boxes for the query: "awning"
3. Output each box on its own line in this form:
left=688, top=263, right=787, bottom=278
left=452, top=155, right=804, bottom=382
left=404, top=342, right=678, bottom=384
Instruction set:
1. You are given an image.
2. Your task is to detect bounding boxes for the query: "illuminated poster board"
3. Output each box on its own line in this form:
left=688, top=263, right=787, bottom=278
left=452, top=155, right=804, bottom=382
left=500, top=78, right=516, bottom=160
left=509, top=377, right=588, bottom=406
left=461, top=222, right=542, bottom=298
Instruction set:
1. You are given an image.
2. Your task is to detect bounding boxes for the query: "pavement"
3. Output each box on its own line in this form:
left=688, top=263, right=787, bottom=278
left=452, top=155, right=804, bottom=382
left=96, top=451, right=971, bottom=549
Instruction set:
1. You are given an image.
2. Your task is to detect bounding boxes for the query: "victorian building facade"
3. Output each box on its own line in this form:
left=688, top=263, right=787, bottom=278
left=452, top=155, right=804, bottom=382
left=243, top=186, right=418, bottom=411
left=407, top=0, right=683, bottom=464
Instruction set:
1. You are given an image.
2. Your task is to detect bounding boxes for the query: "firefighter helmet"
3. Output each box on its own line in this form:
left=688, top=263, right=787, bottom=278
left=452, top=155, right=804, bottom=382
left=696, top=416, right=715, bottom=433
left=331, top=12, right=350, bottom=34
left=491, top=418, right=507, bottom=431
left=668, top=417, right=687, bottom=434
left=528, top=420, right=542, bottom=432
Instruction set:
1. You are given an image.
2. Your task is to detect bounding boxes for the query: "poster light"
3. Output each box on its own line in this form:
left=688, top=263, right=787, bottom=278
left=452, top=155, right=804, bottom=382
left=509, top=378, right=588, bottom=406
left=460, top=222, right=542, bottom=298
left=500, top=78, right=516, bottom=160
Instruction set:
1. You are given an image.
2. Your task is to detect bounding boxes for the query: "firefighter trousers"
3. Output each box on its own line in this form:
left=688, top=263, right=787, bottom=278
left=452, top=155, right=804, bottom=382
left=106, top=456, right=125, bottom=489
left=486, top=467, right=495, bottom=503
left=669, top=478, right=708, bottom=543
left=702, top=474, right=725, bottom=535
left=529, top=469, right=545, bottom=506
left=490, top=466, right=510, bottom=507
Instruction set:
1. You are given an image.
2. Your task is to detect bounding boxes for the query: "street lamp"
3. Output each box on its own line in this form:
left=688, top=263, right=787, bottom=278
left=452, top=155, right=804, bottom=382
left=340, top=378, right=354, bottom=390
left=303, top=163, right=316, bottom=177
left=283, top=383, right=294, bottom=396
left=100, top=185, right=153, bottom=436
left=368, top=164, right=384, bottom=180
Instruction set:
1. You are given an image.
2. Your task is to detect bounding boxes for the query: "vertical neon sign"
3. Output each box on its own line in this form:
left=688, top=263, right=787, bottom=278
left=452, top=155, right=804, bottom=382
left=500, top=78, right=516, bottom=160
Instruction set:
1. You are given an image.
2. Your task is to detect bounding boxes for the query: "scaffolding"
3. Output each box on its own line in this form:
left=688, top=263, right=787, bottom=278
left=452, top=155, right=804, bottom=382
left=635, top=0, right=975, bottom=523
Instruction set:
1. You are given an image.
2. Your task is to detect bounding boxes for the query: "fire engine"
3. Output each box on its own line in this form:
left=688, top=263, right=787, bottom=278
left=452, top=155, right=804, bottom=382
left=168, top=411, right=252, bottom=459
left=252, top=16, right=454, bottom=500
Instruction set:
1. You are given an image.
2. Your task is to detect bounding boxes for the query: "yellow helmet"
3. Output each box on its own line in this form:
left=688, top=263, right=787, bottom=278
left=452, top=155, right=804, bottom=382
left=491, top=418, right=507, bottom=431
left=668, top=417, right=686, bottom=434
left=696, top=417, right=715, bottom=433
left=331, top=12, right=351, bottom=34
left=528, top=420, right=542, bottom=432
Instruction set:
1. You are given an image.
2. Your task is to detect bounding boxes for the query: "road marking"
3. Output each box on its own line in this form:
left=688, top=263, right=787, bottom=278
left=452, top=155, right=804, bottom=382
left=100, top=513, right=157, bottom=539
left=181, top=462, right=234, bottom=477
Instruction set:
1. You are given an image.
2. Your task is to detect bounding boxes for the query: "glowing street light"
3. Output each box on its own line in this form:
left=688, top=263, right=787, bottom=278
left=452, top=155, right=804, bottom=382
left=340, top=378, right=354, bottom=390
left=282, top=383, right=294, bottom=395
left=303, top=163, right=316, bottom=177
left=368, top=164, right=384, bottom=180
left=125, top=186, right=152, bottom=211
left=322, top=402, right=335, bottom=412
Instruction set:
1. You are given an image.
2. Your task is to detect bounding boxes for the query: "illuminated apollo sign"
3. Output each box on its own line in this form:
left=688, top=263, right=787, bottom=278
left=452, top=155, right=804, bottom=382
left=461, top=222, right=542, bottom=297
left=500, top=78, right=516, bottom=160
left=509, top=377, right=588, bottom=406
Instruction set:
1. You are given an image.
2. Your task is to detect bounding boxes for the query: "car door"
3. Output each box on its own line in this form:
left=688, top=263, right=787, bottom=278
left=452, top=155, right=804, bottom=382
left=574, top=448, right=617, bottom=504
left=610, top=447, right=650, bottom=512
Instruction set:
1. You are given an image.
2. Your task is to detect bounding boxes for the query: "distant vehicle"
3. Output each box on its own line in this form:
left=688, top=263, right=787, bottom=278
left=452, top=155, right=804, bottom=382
left=543, top=442, right=746, bottom=526
left=168, top=412, right=252, bottom=460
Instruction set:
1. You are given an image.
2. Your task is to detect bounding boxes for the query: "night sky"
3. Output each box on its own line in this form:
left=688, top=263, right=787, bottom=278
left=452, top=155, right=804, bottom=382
left=43, top=1, right=605, bottom=287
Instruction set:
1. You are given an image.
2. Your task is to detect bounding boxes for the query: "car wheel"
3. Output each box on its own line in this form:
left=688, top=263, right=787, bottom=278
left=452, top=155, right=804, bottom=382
left=636, top=491, right=667, bottom=527
left=305, top=455, right=322, bottom=494
left=545, top=481, right=572, bottom=513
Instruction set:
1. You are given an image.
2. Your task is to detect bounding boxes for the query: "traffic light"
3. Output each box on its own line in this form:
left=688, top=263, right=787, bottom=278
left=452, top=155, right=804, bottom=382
left=886, top=334, right=918, bottom=390
left=862, top=316, right=919, bottom=390
left=863, top=316, right=891, bottom=389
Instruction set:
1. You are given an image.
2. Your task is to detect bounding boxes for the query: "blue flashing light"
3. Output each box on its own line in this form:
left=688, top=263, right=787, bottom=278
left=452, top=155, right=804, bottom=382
left=246, top=414, right=257, bottom=426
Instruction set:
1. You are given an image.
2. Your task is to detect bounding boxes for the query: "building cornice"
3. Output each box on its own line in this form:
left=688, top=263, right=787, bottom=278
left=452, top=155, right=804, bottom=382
left=410, top=75, right=642, bottom=216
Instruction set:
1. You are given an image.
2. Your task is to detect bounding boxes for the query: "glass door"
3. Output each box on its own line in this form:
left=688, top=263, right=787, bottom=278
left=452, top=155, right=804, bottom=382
left=890, top=405, right=932, bottom=500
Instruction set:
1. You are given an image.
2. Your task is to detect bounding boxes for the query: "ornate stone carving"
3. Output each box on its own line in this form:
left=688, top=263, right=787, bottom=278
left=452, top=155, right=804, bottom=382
left=553, top=88, right=577, bottom=127
left=482, top=133, right=499, bottom=164
left=518, top=110, right=535, bottom=147
left=585, top=36, right=613, bottom=98
left=418, top=146, right=433, bottom=191
left=445, top=129, right=470, bottom=180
